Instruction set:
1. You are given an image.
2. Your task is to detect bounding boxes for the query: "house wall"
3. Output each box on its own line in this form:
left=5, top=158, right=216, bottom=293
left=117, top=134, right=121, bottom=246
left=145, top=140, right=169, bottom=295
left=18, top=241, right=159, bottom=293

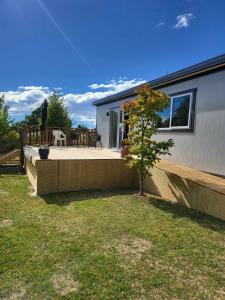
left=96, top=69, right=225, bottom=176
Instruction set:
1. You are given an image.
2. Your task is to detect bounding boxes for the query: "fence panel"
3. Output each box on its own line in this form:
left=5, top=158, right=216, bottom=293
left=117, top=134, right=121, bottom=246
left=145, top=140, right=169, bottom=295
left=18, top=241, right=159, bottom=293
left=21, top=126, right=96, bottom=147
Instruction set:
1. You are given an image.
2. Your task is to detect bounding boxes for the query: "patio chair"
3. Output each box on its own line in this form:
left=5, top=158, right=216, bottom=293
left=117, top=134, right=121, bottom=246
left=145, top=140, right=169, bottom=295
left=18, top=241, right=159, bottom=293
left=53, top=130, right=67, bottom=146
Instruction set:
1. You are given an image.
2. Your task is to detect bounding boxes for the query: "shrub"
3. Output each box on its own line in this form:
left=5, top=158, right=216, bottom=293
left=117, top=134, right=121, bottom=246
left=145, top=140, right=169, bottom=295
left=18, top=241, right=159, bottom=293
left=0, top=130, right=19, bottom=154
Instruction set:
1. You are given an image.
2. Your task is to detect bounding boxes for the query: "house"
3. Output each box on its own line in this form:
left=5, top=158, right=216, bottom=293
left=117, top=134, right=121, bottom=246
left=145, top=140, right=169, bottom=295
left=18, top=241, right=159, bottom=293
left=93, top=54, right=225, bottom=177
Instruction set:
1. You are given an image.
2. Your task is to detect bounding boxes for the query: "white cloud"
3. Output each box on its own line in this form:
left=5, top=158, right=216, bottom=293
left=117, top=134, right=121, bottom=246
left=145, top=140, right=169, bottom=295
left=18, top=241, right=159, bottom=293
left=2, top=86, right=50, bottom=114
left=173, top=13, right=194, bottom=29
left=2, top=78, right=146, bottom=128
left=88, top=79, right=145, bottom=91
left=64, top=91, right=113, bottom=104
left=65, top=79, right=146, bottom=104
left=71, top=113, right=96, bottom=125
left=155, top=21, right=165, bottom=29
left=18, top=86, right=49, bottom=91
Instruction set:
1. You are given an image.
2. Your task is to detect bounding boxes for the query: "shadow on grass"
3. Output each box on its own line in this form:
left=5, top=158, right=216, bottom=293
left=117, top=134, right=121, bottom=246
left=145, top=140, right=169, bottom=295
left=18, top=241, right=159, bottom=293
left=41, top=188, right=225, bottom=233
left=42, top=189, right=136, bottom=206
left=147, top=196, right=225, bottom=233
left=0, top=166, right=24, bottom=176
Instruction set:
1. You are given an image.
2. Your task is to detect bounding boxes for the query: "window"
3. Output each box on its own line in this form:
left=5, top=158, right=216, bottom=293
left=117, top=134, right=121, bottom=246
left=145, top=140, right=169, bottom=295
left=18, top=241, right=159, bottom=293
left=157, top=105, right=171, bottom=128
left=109, top=110, right=118, bottom=148
left=158, top=91, right=195, bottom=130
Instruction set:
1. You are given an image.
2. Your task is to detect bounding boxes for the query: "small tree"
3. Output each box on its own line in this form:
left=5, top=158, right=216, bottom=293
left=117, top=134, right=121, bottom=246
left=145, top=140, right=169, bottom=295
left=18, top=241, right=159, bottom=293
left=46, top=92, right=72, bottom=128
left=121, top=84, right=174, bottom=196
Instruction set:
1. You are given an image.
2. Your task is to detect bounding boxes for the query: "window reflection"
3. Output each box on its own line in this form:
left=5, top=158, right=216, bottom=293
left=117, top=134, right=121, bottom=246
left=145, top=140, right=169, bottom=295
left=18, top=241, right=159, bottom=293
left=157, top=106, right=170, bottom=128
left=171, top=95, right=190, bottom=127
left=157, top=93, right=192, bottom=129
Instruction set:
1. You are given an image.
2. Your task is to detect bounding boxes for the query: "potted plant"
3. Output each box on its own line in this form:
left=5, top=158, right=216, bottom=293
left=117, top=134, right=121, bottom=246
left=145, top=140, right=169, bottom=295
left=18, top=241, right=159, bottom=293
left=39, top=144, right=49, bottom=159
left=120, top=139, right=129, bottom=158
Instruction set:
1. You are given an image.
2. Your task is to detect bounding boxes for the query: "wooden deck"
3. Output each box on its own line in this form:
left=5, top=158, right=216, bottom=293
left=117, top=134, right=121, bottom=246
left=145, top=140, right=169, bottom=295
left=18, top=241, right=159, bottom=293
left=24, top=146, right=136, bottom=196
left=24, top=146, right=121, bottom=165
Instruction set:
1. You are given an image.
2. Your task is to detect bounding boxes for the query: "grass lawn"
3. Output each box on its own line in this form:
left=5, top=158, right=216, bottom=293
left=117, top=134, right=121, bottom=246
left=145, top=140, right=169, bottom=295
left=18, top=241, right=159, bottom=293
left=0, top=169, right=225, bottom=299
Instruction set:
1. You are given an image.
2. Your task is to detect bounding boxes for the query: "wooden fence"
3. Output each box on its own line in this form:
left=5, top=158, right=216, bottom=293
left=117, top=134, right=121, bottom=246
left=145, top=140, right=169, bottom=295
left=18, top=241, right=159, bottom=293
left=19, top=126, right=97, bottom=148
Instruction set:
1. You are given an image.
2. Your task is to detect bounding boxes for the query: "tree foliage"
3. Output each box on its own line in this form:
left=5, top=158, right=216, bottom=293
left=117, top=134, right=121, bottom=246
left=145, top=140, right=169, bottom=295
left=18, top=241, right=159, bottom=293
left=121, top=84, right=174, bottom=196
left=0, top=94, right=10, bottom=139
left=46, top=92, right=72, bottom=128
left=25, top=106, right=42, bottom=126
left=16, top=92, right=72, bottom=129
left=77, top=124, right=88, bottom=130
left=0, top=94, right=19, bottom=153
left=16, top=106, right=42, bottom=127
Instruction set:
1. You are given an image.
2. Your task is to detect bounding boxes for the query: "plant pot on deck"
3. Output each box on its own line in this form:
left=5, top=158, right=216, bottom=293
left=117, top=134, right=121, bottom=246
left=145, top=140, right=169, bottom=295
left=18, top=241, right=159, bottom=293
left=120, top=147, right=128, bottom=158
left=120, top=139, right=129, bottom=158
left=39, top=147, right=49, bottom=159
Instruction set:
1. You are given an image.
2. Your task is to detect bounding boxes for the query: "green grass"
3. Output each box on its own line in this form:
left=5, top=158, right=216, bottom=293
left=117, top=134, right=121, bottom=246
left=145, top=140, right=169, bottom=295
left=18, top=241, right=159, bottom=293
left=0, top=169, right=225, bottom=299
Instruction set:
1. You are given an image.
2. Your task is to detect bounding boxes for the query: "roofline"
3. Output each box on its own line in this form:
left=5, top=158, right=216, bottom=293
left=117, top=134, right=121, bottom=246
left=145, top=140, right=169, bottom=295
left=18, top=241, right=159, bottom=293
left=93, top=54, right=225, bottom=106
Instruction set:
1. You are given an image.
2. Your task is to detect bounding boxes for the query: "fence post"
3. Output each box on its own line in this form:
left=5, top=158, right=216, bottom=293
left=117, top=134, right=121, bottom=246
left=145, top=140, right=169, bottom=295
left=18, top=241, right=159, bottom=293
left=18, top=128, right=24, bottom=167
left=35, top=127, right=39, bottom=145
left=66, top=128, right=70, bottom=146
left=28, top=127, right=31, bottom=145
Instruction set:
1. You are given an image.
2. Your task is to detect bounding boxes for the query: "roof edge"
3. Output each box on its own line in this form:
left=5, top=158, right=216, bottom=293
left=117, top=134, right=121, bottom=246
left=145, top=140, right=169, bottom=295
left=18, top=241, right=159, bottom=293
left=93, top=53, right=225, bottom=106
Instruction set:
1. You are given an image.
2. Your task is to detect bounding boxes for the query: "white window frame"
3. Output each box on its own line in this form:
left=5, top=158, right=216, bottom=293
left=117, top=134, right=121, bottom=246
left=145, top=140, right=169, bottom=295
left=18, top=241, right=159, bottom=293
left=158, top=92, right=193, bottom=131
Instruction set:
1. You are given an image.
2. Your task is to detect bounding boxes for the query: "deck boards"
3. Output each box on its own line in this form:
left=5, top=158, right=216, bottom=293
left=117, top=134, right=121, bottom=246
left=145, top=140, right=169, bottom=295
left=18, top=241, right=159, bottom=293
left=24, top=146, right=121, bottom=165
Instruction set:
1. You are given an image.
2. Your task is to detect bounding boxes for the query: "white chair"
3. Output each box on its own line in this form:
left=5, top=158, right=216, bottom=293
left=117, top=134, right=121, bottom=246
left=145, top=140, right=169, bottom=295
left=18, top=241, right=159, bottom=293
left=53, top=130, right=67, bottom=146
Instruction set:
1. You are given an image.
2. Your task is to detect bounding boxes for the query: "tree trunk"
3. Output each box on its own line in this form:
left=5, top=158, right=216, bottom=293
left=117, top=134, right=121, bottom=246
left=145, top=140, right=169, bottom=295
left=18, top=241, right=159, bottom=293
left=139, top=172, right=144, bottom=196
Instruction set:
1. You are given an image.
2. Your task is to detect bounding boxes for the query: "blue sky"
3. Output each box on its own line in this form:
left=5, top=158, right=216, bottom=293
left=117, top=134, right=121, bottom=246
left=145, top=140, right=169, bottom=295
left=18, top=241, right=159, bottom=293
left=1, top=0, right=225, bottom=128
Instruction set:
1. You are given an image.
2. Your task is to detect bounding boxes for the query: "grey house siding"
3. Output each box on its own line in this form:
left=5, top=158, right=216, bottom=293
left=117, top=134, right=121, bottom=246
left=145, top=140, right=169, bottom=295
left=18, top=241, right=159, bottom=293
left=96, top=69, right=225, bottom=176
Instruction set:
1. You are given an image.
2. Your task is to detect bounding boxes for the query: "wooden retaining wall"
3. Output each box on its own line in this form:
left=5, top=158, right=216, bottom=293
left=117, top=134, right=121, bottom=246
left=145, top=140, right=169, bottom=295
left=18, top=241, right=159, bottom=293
left=26, top=158, right=137, bottom=196
left=143, top=160, right=225, bottom=221
left=26, top=155, right=225, bottom=221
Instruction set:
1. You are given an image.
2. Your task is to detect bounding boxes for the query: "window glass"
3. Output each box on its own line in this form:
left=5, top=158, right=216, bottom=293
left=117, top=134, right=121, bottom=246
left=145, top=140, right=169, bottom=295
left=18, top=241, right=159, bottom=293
left=171, top=95, right=190, bottom=127
left=109, top=110, right=118, bottom=148
left=157, top=106, right=171, bottom=128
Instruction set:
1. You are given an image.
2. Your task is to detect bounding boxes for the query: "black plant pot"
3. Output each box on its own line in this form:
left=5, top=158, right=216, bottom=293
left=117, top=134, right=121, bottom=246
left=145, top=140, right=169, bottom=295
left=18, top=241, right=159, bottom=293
left=39, top=148, right=49, bottom=159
